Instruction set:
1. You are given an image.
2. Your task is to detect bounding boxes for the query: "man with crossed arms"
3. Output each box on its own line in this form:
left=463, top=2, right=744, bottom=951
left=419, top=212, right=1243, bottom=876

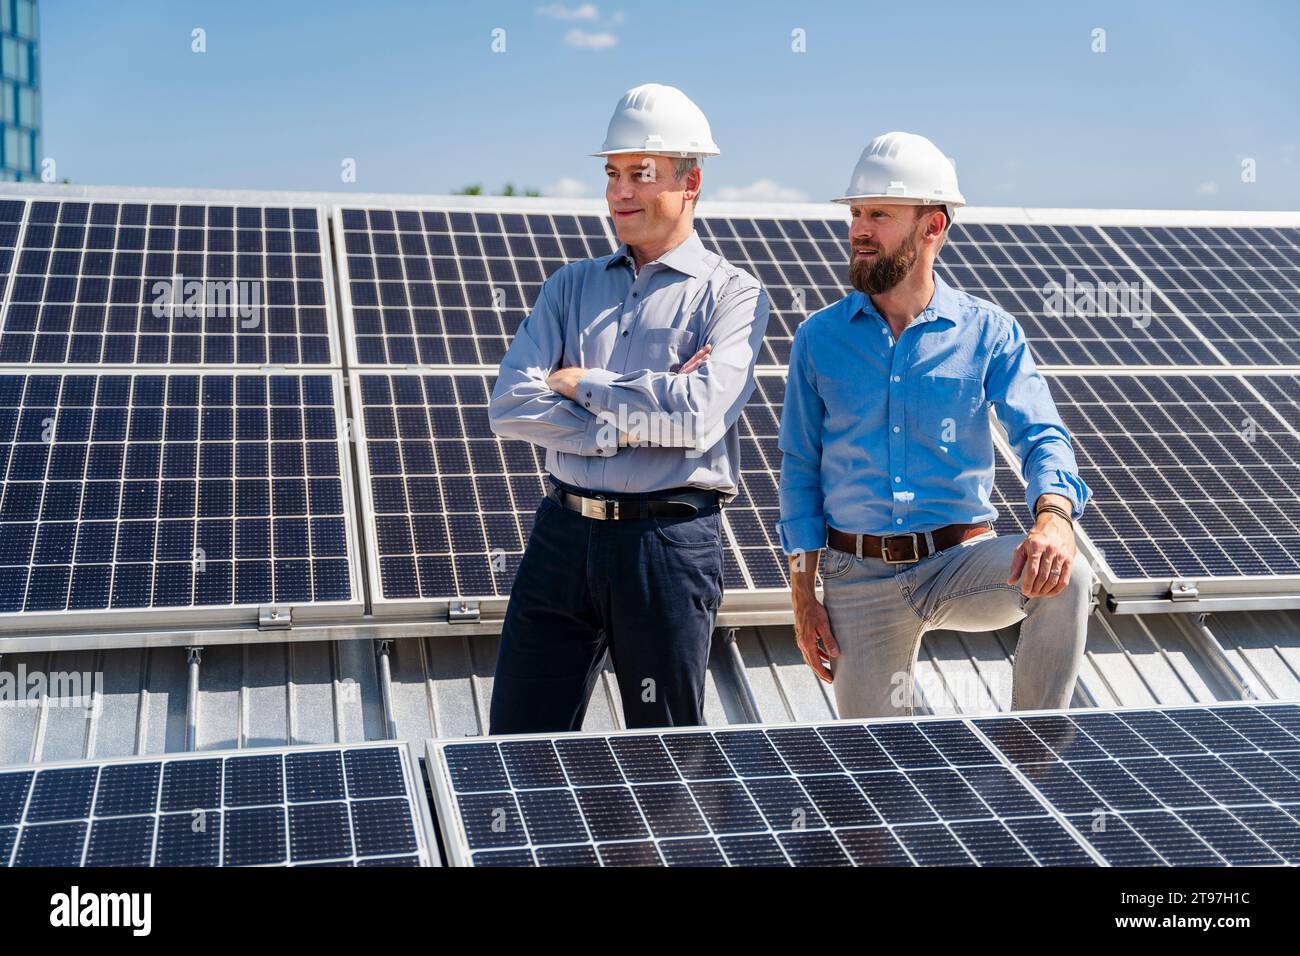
left=779, top=132, right=1094, bottom=718
left=488, top=84, right=769, bottom=732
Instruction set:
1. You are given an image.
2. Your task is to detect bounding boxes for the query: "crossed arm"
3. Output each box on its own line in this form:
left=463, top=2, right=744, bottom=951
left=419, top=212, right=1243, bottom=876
left=488, top=270, right=770, bottom=456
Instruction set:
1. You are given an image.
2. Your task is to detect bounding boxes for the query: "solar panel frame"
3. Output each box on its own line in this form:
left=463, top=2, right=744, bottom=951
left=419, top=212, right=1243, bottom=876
left=0, top=198, right=345, bottom=368
left=0, top=741, right=439, bottom=867
left=0, top=366, right=365, bottom=635
left=426, top=700, right=1300, bottom=867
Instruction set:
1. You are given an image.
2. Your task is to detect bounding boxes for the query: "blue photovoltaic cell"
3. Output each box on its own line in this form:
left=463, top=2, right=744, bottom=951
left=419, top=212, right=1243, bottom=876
left=433, top=702, right=1300, bottom=867
left=0, top=371, right=355, bottom=616
left=0, top=745, right=427, bottom=867
left=0, top=200, right=335, bottom=366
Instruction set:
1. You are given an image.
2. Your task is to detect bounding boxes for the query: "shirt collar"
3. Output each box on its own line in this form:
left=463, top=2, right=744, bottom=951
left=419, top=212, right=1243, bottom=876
left=605, top=230, right=711, bottom=279
left=848, top=271, right=961, bottom=326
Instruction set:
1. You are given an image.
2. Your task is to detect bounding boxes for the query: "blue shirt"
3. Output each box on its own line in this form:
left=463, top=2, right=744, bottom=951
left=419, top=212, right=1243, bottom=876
left=489, top=230, right=769, bottom=496
left=777, top=273, right=1090, bottom=553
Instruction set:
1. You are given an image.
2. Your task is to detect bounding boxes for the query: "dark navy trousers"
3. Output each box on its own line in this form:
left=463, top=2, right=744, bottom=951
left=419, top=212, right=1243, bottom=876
left=488, top=493, right=724, bottom=734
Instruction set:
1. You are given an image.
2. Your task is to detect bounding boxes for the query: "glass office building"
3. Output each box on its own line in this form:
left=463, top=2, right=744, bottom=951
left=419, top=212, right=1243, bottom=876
left=0, top=0, right=38, bottom=181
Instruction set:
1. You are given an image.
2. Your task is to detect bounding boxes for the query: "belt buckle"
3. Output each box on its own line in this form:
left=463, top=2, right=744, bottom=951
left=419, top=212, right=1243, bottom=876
left=580, top=495, right=618, bottom=520
left=881, top=532, right=919, bottom=564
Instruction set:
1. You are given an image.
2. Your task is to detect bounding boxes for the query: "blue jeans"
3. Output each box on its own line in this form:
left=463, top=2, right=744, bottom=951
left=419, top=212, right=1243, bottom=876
left=821, top=530, right=1093, bottom=718
left=488, top=494, right=724, bottom=734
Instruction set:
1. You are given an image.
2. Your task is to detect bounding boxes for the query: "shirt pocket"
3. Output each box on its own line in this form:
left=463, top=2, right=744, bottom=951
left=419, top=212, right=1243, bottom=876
left=643, top=327, right=699, bottom=373
left=907, top=372, right=986, bottom=451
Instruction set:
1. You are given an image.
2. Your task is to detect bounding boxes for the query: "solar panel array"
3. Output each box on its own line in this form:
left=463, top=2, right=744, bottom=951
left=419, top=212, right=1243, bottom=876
left=0, top=189, right=1296, bottom=637
left=427, top=702, right=1300, bottom=866
left=352, top=368, right=1034, bottom=608
left=0, top=744, right=432, bottom=866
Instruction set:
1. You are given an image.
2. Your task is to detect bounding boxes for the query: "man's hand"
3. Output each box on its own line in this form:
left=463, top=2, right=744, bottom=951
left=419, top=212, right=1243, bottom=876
left=546, top=344, right=712, bottom=399
left=546, top=366, right=587, bottom=400
left=790, top=551, right=838, bottom=683
left=673, top=344, right=711, bottom=374
left=1007, top=494, right=1077, bottom=598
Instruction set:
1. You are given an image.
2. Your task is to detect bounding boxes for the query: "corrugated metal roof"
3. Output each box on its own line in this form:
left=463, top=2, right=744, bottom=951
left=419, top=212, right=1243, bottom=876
left=3, top=606, right=1296, bottom=767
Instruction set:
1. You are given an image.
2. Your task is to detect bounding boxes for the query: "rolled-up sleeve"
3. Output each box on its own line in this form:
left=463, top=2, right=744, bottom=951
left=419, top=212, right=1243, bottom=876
left=488, top=270, right=618, bottom=457
left=985, top=316, right=1091, bottom=520
left=777, top=323, right=828, bottom=553
left=577, top=277, right=769, bottom=453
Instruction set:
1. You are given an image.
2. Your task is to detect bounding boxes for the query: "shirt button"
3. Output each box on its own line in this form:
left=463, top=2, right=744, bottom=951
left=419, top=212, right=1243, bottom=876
left=894, top=476, right=901, bottom=483
left=893, top=426, right=900, bottom=433
left=896, top=518, right=903, bottom=525
left=622, top=330, right=628, bottom=337
left=632, top=291, right=639, bottom=297
left=892, top=375, right=901, bottom=383
left=586, top=392, right=592, bottom=398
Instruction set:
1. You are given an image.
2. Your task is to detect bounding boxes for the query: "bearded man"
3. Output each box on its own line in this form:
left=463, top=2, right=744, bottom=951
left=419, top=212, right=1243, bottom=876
left=777, top=132, right=1094, bottom=718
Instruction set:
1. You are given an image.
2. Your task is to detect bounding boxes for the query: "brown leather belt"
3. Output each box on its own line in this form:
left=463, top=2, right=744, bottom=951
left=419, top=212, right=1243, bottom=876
left=826, top=522, right=994, bottom=564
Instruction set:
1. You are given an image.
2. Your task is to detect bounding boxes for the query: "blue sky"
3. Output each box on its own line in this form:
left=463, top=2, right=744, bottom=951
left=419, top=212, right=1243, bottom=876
left=40, top=0, right=1300, bottom=210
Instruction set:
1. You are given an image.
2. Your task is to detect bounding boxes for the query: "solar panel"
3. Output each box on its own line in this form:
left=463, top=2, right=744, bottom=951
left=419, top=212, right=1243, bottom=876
left=1106, top=225, right=1300, bottom=365
left=697, top=218, right=1204, bottom=368
left=0, top=743, right=436, bottom=866
left=353, top=368, right=1036, bottom=613
left=0, top=200, right=339, bottom=367
left=998, top=372, right=1300, bottom=585
left=335, top=206, right=615, bottom=368
left=0, top=369, right=361, bottom=630
left=426, top=701, right=1300, bottom=866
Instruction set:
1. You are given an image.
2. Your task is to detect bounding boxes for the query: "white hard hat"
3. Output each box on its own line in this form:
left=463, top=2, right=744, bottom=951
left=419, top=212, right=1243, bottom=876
left=833, top=132, right=965, bottom=207
left=593, top=83, right=720, bottom=158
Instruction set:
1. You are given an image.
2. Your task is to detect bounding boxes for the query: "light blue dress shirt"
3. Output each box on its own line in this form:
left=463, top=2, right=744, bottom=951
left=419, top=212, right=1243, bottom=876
left=778, top=273, right=1090, bottom=553
left=489, top=230, right=769, bottom=496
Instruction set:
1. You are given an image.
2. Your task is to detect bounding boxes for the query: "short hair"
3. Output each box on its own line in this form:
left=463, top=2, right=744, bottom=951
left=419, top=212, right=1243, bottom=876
left=914, top=203, right=950, bottom=232
left=673, top=156, right=699, bottom=180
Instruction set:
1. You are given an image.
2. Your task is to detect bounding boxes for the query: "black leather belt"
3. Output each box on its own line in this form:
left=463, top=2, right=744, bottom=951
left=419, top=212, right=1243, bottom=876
left=546, top=478, right=722, bottom=521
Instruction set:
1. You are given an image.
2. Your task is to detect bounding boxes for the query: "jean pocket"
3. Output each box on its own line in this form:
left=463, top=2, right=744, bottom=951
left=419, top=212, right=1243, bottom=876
left=652, top=510, right=721, bottom=548
left=821, top=548, right=854, bottom=580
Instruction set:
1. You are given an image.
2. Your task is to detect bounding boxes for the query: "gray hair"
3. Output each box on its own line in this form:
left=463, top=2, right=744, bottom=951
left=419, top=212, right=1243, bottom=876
left=673, top=156, right=699, bottom=180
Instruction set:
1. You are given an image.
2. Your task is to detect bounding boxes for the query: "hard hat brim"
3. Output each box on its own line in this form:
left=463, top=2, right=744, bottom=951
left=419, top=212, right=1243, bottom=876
left=593, top=147, right=720, bottom=158
left=831, top=194, right=967, bottom=207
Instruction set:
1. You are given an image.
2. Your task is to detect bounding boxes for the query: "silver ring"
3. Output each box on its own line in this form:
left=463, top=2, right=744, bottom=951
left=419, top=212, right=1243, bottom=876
left=1048, top=568, right=1062, bottom=576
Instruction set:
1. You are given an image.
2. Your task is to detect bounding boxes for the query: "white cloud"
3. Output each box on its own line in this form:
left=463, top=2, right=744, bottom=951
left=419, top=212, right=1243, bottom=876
left=536, top=3, right=599, bottom=20
left=714, top=179, right=809, bottom=203
left=1195, top=180, right=1219, bottom=196
left=563, top=28, right=617, bottom=50
left=545, top=177, right=593, bottom=198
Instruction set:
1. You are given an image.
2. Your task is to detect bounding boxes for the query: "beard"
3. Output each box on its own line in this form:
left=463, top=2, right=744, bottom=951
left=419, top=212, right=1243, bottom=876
left=849, top=229, right=919, bottom=296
